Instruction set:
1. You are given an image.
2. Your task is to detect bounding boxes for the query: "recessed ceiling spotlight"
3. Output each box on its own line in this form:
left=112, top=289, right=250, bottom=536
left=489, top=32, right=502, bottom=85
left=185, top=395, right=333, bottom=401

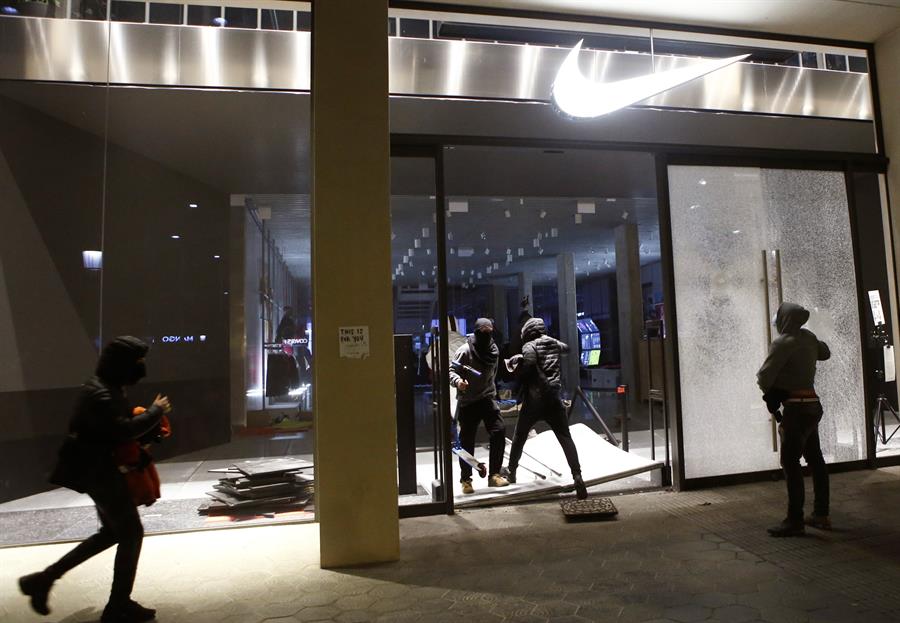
left=171, top=235, right=181, bottom=239
left=699, top=179, right=707, bottom=186
left=213, top=255, right=221, bottom=259
left=188, top=203, right=198, bottom=208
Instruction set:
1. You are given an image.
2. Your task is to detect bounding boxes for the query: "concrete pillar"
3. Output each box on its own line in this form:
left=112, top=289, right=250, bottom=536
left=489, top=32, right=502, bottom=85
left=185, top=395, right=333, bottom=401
left=312, top=0, right=398, bottom=567
left=517, top=272, right=533, bottom=314
left=556, top=253, right=579, bottom=393
left=616, top=224, right=643, bottom=402
left=491, top=284, right=509, bottom=340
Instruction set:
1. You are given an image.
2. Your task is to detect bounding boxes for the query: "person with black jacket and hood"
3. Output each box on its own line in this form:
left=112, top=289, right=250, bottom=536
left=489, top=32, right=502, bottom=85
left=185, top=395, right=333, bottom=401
left=507, top=317, right=587, bottom=500
left=19, top=336, right=172, bottom=622
left=449, top=318, right=510, bottom=493
left=757, top=302, right=831, bottom=537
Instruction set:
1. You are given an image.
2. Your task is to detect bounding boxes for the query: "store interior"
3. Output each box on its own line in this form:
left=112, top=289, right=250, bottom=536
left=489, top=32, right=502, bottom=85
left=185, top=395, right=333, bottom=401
left=391, top=146, right=669, bottom=507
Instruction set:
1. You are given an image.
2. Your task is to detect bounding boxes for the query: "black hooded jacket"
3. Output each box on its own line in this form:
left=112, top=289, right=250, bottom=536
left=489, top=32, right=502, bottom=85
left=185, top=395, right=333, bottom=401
left=50, top=336, right=164, bottom=492
left=757, top=303, right=831, bottom=394
left=518, top=318, right=569, bottom=394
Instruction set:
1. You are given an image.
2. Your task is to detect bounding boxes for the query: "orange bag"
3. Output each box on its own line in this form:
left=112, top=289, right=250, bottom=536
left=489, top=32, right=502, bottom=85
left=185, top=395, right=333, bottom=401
left=114, top=407, right=171, bottom=507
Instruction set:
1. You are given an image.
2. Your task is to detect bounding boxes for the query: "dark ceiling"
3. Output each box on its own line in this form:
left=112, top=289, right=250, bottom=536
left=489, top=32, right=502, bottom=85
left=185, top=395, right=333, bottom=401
left=0, top=81, right=660, bottom=283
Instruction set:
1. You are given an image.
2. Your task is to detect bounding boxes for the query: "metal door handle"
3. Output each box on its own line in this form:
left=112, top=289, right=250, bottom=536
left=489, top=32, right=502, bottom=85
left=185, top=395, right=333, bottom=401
left=763, top=250, right=778, bottom=453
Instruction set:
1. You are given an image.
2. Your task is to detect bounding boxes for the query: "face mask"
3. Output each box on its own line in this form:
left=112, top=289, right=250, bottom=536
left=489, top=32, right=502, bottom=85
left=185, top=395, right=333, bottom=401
left=124, top=361, right=147, bottom=385
left=474, top=331, right=492, bottom=348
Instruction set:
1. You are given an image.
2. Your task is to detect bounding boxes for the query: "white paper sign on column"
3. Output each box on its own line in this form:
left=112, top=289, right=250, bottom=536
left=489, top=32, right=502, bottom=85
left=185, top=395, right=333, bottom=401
left=339, top=326, right=370, bottom=359
left=869, top=290, right=886, bottom=326
left=885, top=345, right=896, bottom=383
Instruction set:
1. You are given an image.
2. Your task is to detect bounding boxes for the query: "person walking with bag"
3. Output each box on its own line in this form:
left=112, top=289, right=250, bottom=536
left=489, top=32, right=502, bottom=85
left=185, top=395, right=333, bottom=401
left=18, top=336, right=172, bottom=622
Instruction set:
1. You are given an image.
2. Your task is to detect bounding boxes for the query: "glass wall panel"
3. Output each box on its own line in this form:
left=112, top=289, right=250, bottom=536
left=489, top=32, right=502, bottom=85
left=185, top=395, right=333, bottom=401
left=670, top=165, right=865, bottom=480
left=102, top=86, right=313, bottom=530
left=0, top=72, right=108, bottom=539
left=0, top=18, right=314, bottom=545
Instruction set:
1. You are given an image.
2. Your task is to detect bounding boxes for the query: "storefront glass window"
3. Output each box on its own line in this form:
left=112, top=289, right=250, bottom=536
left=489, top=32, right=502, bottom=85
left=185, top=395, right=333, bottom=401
left=670, top=165, right=865, bottom=480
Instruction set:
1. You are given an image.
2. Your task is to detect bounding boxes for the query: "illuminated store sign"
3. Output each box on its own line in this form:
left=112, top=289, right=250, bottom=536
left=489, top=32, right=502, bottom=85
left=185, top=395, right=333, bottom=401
left=552, top=40, right=748, bottom=118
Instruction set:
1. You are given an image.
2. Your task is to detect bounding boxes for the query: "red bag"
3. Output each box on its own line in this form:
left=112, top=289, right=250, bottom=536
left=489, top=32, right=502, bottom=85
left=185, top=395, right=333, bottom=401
left=114, top=407, right=171, bottom=507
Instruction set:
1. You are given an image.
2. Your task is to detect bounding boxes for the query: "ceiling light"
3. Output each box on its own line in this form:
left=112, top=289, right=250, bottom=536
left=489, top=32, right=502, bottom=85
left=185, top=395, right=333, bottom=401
left=213, top=255, right=221, bottom=259
left=414, top=239, right=421, bottom=249
left=575, top=214, right=583, bottom=224
left=577, top=201, right=596, bottom=214
left=551, top=228, right=559, bottom=238
left=606, top=198, right=616, bottom=203
left=188, top=203, right=198, bottom=208
left=422, top=227, right=430, bottom=238
left=699, top=179, right=707, bottom=186
left=449, top=200, right=469, bottom=213
left=518, top=248, right=525, bottom=256
left=540, top=210, right=547, bottom=219
left=171, top=235, right=180, bottom=239
left=458, top=247, right=475, bottom=258
left=504, top=209, right=511, bottom=218
left=82, top=250, right=102, bottom=270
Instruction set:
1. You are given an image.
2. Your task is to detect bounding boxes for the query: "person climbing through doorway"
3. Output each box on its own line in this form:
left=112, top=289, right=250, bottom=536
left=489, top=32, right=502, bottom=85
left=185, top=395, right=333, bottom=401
left=506, top=317, right=588, bottom=500
left=449, top=318, right=510, bottom=494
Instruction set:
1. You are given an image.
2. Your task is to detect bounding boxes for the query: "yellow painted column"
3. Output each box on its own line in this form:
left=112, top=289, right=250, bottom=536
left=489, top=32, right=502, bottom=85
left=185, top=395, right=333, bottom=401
left=311, top=0, right=399, bottom=567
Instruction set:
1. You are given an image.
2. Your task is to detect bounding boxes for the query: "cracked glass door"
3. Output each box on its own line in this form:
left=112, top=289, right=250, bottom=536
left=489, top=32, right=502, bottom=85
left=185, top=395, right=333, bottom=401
left=669, top=165, right=865, bottom=480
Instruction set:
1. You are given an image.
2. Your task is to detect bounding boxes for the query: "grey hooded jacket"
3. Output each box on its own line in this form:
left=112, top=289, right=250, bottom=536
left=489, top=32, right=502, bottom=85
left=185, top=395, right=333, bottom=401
left=757, top=302, right=831, bottom=393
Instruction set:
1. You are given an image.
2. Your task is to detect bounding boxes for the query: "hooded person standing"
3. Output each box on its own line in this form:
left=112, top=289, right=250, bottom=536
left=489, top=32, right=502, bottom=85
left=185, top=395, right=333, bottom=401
left=449, top=318, right=510, bottom=493
left=19, top=336, right=172, bottom=622
left=507, top=318, right=587, bottom=499
left=757, top=302, right=831, bottom=537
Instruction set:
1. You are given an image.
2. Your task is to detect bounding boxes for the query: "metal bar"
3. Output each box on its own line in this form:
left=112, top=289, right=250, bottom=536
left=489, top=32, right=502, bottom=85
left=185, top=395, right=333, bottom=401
left=504, top=438, right=562, bottom=477
left=575, top=387, right=620, bottom=446
left=647, top=337, right=655, bottom=461
left=435, top=146, right=454, bottom=515
left=774, top=249, right=784, bottom=306
left=660, top=336, right=671, bottom=482
left=763, top=249, right=777, bottom=452
left=621, top=386, right=630, bottom=452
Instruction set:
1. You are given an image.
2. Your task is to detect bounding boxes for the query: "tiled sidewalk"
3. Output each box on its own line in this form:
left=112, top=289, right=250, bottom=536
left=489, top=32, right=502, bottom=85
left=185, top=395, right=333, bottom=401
left=3, top=467, right=900, bottom=623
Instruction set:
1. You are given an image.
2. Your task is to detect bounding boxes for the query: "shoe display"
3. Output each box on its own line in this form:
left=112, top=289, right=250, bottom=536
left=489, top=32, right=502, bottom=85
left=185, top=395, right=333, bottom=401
left=573, top=475, right=588, bottom=500
left=488, top=474, right=510, bottom=487
left=767, top=519, right=805, bottom=537
left=461, top=479, right=475, bottom=494
left=804, top=514, right=832, bottom=530
left=19, top=571, right=53, bottom=616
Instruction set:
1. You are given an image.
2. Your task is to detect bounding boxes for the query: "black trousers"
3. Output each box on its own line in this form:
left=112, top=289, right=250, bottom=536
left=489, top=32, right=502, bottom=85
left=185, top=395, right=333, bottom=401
left=779, top=402, right=829, bottom=522
left=457, top=397, right=506, bottom=480
left=46, top=475, right=144, bottom=606
left=508, top=390, right=581, bottom=477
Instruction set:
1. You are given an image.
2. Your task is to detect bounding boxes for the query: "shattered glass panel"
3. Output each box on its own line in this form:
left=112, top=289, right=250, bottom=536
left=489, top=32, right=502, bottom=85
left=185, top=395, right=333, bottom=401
left=669, top=166, right=864, bottom=479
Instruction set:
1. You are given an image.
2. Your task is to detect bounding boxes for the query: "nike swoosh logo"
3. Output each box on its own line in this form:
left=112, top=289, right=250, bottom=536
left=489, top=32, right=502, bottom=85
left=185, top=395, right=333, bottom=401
left=552, top=40, right=749, bottom=118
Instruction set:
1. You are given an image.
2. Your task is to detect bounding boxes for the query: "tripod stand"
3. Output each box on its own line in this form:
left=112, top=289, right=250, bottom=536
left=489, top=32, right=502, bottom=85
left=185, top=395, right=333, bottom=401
left=874, top=394, right=900, bottom=445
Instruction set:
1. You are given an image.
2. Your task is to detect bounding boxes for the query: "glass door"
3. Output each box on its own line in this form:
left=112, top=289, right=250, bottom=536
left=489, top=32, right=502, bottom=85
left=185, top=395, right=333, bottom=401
left=668, top=164, right=866, bottom=480
left=390, top=146, right=453, bottom=516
